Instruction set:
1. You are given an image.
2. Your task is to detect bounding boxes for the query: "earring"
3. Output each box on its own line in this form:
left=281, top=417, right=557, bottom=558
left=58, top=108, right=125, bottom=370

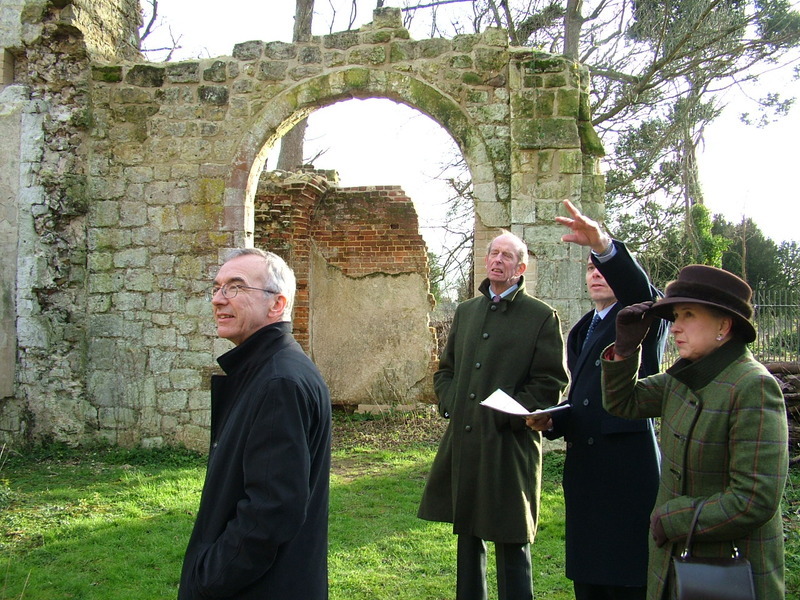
left=716, top=334, right=724, bottom=341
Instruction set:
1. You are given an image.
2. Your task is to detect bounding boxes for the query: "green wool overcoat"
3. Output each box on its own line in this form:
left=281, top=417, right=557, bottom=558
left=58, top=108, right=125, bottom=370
left=602, top=341, right=788, bottom=600
left=418, top=277, right=569, bottom=543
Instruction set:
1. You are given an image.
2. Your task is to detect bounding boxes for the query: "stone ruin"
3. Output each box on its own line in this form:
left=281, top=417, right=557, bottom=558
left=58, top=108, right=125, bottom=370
left=0, top=1, right=605, bottom=451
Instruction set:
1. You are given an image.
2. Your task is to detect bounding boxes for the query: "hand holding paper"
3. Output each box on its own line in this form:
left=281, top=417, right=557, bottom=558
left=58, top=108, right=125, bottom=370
left=480, top=389, right=569, bottom=417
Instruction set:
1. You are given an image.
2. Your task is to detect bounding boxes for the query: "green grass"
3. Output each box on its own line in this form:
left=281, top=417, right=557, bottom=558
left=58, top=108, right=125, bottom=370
left=0, top=414, right=796, bottom=600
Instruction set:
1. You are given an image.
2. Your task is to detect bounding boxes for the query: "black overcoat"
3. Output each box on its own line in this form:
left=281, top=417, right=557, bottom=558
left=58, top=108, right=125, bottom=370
left=546, top=241, right=668, bottom=586
left=418, top=277, right=569, bottom=543
left=179, top=322, right=331, bottom=599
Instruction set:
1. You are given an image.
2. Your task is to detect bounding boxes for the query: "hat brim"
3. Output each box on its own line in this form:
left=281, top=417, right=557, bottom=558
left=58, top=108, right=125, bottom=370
left=648, top=297, right=756, bottom=343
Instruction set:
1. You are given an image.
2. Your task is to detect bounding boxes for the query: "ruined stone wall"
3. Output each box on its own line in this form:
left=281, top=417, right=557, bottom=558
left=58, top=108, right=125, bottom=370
left=254, top=170, right=436, bottom=406
left=1, top=4, right=604, bottom=449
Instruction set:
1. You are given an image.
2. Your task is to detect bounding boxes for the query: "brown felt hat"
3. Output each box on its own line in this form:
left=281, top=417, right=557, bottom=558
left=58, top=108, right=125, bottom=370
left=649, top=265, right=756, bottom=343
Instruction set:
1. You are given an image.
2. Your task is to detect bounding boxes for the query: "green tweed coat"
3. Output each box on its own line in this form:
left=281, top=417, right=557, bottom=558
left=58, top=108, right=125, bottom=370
left=602, top=341, right=788, bottom=600
left=418, top=277, right=569, bottom=543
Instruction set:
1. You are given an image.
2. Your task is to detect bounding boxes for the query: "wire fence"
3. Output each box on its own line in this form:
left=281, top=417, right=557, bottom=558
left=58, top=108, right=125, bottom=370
left=662, top=288, right=800, bottom=366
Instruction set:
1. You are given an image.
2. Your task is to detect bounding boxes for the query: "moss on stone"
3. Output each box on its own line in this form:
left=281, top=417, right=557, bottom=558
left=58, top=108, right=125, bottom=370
left=536, top=90, right=555, bottom=116
left=556, top=88, right=579, bottom=117
left=577, top=121, right=605, bottom=157
left=343, top=68, right=371, bottom=89
left=92, top=65, right=122, bottom=83
left=362, top=30, right=392, bottom=44
left=461, top=71, right=483, bottom=85
left=475, top=48, right=507, bottom=72
left=125, top=65, right=164, bottom=88
left=513, top=117, right=579, bottom=149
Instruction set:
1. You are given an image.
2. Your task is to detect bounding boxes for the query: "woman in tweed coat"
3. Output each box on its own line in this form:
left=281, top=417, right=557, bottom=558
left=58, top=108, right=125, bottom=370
left=600, top=265, right=788, bottom=600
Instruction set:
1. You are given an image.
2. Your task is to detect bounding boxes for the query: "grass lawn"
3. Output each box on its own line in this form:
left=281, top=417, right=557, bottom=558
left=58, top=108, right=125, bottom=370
left=0, top=408, right=797, bottom=599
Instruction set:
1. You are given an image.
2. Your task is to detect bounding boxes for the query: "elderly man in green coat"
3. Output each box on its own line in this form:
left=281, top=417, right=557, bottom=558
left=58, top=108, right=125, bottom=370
left=418, top=230, right=569, bottom=600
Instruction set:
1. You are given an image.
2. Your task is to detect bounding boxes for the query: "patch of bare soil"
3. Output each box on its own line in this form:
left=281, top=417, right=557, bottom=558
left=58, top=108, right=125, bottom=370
left=330, top=405, right=447, bottom=478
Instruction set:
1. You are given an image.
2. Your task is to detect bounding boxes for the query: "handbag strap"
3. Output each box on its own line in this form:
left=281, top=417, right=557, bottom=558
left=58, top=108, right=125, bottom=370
left=680, top=499, right=741, bottom=560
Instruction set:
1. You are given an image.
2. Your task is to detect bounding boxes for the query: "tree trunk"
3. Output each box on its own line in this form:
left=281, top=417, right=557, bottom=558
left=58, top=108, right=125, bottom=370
left=563, top=0, right=583, bottom=60
left=276, top=0, right=314, bottom=171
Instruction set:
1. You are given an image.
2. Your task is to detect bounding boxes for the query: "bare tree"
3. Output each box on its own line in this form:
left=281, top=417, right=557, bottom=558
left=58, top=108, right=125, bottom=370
left=138, top=0, right=183, bottom=61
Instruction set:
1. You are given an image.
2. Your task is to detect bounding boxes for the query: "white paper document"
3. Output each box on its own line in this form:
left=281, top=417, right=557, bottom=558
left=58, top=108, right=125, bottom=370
left=480, top=389, right=569, bottom=417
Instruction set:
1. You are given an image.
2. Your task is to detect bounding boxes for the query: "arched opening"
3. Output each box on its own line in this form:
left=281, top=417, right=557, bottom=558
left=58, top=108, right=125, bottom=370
left=244, top=97, right=477, bottom=408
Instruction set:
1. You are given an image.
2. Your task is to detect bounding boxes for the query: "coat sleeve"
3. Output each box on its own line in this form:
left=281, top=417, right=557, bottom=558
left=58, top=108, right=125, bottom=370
left=594, top=240, right=668, bottom=377
left=188, top=377, right=316, bottom=597
left=434, top=306, right=460, bottom=418
left=659, top=370, right=789, bottom=543
left=601, top=349, right=666, bottom=419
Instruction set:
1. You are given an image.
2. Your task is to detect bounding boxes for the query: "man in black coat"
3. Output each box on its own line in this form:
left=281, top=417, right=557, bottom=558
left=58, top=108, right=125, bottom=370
left=179, top=248, right=331, bottom=600
left=527, top=200, right=667, bottom=600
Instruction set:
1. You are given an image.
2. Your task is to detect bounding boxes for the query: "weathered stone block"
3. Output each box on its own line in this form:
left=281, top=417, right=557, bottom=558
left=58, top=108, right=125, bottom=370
left=324, top=31, right=360, bottom=50
left=299, top=46, right=322, bottom=64
left=232, top=41, right=264, bottom=61
left=557, top=88, right=580, bottom=117
left=165, top=62, right=200, bottom=84
left=559, top=149, right=584, bottom=174
left=475, top=47, right=507, bottom=72
left=362, top=30, right=392, bottom=44
left=92, top=65, right=122, bottom=83
left=88, top=272, right=124, bottom=294
left=198, top=86, right=229, bottom=106
left=513, top=117, right=580, bottom=149
left=348, top=46, right=386, bottom=65
left=372, top=6, right=403, bottom=28
left=126, top=65, right=165, bottom=88
left=159, top=391, right=188, bottom=413
left=257, top=61, right=288, bottom=81
left=289, top=65, right=324, bottom=80
left=263, top=42, right=295, bottom=60
left=203, top=61, right=227, bottom=82
left=169, top=368, right=201, bottom=390
left=91, top=200, right=120, bottom=226
left=125, top=270, right=155, bottom=292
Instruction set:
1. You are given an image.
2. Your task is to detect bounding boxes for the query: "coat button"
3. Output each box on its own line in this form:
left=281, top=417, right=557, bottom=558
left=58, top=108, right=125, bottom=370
left=482, top=333, right=489, bottom=339
left=212, top=441, right=218, bottom=449
left=567, top=442, right=573, bottom=448
left=475, top=362, right=481, bottom=369
left=469, top=393, right=476, bottom=399
left=583, top=398, right=589, bottom=406
left=594, top=359, right=601, bottom=366
left=587, top=437, right=594, bottom=445
left=490, top=304, right=498, bottom=311
left=465, top=425, right=472, bottom=432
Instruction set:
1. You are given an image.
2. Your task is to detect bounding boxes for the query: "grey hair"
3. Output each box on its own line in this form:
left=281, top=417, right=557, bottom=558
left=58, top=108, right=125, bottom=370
left=222, top=248, right=296, bottom=321
left=487, top=229, right=529, bottom=266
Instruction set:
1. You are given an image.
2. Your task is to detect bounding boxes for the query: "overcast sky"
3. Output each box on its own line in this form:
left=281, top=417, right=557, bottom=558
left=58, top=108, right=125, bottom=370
left=142, top=0, right=800, bottom=246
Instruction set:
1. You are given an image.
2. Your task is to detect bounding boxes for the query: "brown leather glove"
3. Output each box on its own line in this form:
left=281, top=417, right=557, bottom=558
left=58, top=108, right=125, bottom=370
left=614, top=301, right=655, bottom=358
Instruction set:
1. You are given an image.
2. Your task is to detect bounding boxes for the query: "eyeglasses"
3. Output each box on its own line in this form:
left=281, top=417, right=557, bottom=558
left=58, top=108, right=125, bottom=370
left=206, top=284, right=279, bottom=301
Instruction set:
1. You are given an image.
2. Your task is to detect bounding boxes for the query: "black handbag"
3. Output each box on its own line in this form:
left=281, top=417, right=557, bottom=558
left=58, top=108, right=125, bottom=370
left=671, top=500, right=756, bottom=600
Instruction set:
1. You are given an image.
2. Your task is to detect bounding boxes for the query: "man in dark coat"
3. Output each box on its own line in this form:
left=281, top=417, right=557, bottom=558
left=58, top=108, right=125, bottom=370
left=418, top=230, right=569, bottom=600
left=527, top=200, right=667, bottom=600
left=179, top=248, right=331, bottom=600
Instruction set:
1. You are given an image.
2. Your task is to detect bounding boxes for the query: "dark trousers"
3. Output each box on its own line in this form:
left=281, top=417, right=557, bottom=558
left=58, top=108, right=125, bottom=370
left=573, top=581, right=647, bottom=600
left=456, top=534, right=533, bottom=600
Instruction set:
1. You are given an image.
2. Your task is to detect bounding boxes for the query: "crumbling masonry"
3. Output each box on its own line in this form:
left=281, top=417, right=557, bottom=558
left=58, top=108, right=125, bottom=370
left=0, top=2, right=605, bottom=451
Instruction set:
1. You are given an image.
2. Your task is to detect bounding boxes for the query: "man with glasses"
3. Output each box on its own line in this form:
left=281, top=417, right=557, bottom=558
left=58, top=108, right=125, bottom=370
left=179, top=248, right=332, bottom=600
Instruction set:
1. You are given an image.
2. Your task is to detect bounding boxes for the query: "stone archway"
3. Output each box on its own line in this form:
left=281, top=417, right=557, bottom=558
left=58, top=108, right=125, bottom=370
left=1, top=4, right=604, bottom=449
